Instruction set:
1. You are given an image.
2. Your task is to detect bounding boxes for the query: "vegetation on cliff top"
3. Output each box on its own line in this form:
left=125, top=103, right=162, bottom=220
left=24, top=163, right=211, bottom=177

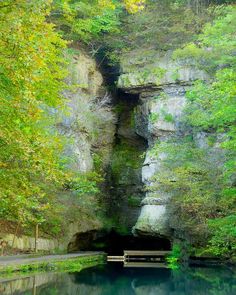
left=97, top=0, right=234, bottom=65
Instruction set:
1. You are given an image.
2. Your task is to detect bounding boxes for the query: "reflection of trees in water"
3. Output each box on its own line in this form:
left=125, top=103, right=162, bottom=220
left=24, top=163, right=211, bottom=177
left=71, top=265, right=236, bottom=295
left=1, top=265, right=235, bottom=295
left=0, top=273, right=60, bottom=295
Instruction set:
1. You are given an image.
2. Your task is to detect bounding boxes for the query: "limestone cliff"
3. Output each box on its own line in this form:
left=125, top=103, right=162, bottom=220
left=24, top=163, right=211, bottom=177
left=59, top=49, right=117, bottom=251
left=61, top=49, right=116, bottom=172
left=117, top=49, right=208, bottom=238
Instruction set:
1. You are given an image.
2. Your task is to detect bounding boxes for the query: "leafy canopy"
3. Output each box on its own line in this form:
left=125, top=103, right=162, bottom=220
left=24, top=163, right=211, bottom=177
left=51, top=0, right=146, bottom=42
left=0, top=0, right=72, bottom=231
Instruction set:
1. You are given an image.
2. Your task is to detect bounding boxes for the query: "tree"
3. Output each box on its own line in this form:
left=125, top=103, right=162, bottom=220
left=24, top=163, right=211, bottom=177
left=51, top=0, right=146, bottom=42
left=0, top=0, right=67, bottom=230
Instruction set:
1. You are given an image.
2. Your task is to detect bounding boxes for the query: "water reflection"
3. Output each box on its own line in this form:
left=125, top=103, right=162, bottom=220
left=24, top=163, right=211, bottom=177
left=0, top=263, right=235, bottom=295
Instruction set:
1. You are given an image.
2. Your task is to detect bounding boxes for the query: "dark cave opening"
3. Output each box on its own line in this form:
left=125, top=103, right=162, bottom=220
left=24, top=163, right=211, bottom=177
left=68, top=230, right=171, bottom=255
left=91, top=231, right=171, bottom=255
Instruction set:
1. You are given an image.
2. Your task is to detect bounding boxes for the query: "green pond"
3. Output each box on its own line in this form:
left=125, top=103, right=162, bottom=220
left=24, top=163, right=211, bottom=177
left=0, top=263, right=235, bottom=294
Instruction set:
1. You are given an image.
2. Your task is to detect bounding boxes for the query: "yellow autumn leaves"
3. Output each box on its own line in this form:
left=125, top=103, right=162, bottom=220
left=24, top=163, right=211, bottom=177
left=61, top=0, right=145, bottom=14
left=123, top=0, right=146, bottom=13
left=98, top=0, right=146, bottom=13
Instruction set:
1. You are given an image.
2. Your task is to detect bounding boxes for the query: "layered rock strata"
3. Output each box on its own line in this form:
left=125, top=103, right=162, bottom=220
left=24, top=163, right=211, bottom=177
left=117, top=49, right=207, bottom=238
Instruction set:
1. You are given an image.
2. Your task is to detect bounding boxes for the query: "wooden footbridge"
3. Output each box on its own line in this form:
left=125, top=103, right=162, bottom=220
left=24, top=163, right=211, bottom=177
left=107, top=250, right=171, bottom=267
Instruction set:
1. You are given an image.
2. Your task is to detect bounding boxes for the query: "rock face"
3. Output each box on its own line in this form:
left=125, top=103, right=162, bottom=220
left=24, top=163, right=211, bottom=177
left=58, top=49, right=117, bottom=251
left=133, top=87, right=186, bottom=237
left=60, top=50, right=116, bottom=172
left=117, top=50, right=207, bottom=238
left=118, top=49, right=208, bottom=94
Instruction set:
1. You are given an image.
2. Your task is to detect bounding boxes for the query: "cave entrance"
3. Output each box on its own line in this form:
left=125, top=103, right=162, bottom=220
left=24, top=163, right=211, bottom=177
left=68, top=231, right=171, bottom=255
left=67, top=91, right=171, bottom=256
left=68, top=230, right=171, bottom=255
left=90, top=231, right=171, bottom=256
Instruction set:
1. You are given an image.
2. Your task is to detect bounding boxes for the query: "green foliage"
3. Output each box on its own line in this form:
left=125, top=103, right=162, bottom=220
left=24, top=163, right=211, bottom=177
left=0, top=0, right=68, bottom=228
left=150, top=139, right=224, bottom=243
left=149, top=109, right=174, bottom=124
left=51, top=0, right=121, bottom=43
left=174, top=5, right=236, bottom=73
left=161, top=109, right=175, bottom=123
left=207, top=215, right=236, bottom=257
left=0, top=255, right=105, bottom=274
left=0, top=1, right=109, bottom=236
left=101, top=0, right=216, bottom=63
left=166, top=244, right=181, bottom=269
left=128, top=195, right=140, bottom=207
left=66, top=171, right=103, bottom=195
left=150, top=133, right=235, bottom=257
left=111, top=140, right=143, bottom=183
left=50, top=0, right=146, bottom=44
left=163, top=113, right=174, bottom=123
left=176, top=9, right=236, bottom=247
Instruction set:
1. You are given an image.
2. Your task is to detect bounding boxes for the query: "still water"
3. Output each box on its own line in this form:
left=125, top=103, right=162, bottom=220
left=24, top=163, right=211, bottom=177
left=0, top=263, right=235, bottom=295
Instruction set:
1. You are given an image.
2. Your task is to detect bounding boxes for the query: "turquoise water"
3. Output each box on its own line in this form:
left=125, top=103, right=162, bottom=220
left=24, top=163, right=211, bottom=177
left=0, top=263, right=235, bottom=294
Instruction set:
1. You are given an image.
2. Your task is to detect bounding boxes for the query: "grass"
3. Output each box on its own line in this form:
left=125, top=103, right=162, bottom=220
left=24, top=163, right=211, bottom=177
left=0, top=254, right=106, bottom=276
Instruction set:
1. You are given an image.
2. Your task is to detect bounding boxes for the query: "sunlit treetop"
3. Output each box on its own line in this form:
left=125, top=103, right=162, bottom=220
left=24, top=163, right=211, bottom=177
left=122, top=0, right=146, bottom=13
left=83, top=0, right=146, bottom=13
left=60, top=0, right=146, bottom=14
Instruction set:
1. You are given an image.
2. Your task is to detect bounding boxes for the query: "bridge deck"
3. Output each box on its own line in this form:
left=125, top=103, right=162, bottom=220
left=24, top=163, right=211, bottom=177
left=124, top=250, right=170, bottom=256
left=107, top=250, right=171, bottom=264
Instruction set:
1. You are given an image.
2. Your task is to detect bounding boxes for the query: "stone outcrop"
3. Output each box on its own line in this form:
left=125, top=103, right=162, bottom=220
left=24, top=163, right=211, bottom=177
left=117, top=49, right=207, bottom=238
left=58, top=49, right=117, bottom=251
left=60, top=50, right=116, bottom=172
left=134, top=87, right=187, bottom=237
left=118, top=49, right=208, bottom=93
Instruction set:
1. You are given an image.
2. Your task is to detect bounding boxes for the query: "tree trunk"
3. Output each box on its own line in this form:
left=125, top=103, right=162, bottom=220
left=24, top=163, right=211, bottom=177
left=35, top=224, right=39, bottom=253
left=12, top=222, right=20, bottom=249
